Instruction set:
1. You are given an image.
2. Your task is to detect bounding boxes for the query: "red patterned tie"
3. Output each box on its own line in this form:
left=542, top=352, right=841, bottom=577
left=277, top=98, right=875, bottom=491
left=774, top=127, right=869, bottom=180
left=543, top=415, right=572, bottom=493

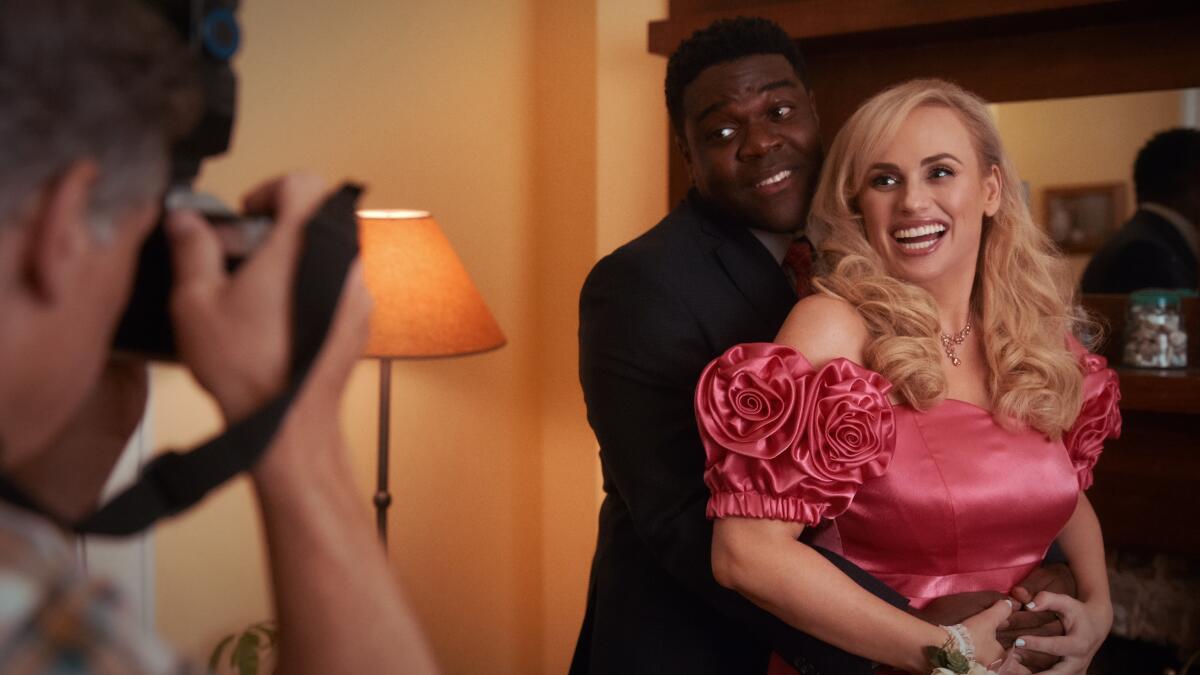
left=783, top=236, right=814, bottom=298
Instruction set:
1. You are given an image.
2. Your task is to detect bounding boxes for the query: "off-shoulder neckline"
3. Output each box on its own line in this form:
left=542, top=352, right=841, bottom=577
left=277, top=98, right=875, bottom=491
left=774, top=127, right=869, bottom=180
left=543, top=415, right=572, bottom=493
left=938, top=398, right=994, bottom=415
left=786, top=346, right=994, bottom=416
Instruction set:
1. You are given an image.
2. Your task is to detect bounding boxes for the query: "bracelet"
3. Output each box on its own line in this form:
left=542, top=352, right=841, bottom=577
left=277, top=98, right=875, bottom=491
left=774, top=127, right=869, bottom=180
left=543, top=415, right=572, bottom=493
left=925, top=624, right=998, bottom=675
left=940, top=624, right=975, bottom=662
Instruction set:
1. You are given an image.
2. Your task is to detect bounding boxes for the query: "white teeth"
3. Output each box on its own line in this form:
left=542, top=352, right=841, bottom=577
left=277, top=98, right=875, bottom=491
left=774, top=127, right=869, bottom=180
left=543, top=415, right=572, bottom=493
left=892, top=223, right=947, bottom=240
left=756, top=170, right=791, bottom=188
left=898, top=239, right=938, bottom=251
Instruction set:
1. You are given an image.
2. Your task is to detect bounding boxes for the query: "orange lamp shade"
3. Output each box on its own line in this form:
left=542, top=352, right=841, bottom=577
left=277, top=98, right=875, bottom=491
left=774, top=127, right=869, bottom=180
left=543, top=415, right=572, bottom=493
left=357, top=210, right=506, bottom=358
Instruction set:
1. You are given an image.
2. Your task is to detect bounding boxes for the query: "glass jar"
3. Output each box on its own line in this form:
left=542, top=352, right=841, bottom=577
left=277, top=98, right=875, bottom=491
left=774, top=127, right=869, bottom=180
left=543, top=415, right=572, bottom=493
left=1123, top=290, right=1187, bottom=369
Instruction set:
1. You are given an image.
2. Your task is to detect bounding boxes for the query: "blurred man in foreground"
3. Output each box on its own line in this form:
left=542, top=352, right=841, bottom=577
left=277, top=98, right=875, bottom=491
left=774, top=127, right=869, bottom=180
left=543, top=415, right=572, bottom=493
left=0, top=1, right=437, bottom=672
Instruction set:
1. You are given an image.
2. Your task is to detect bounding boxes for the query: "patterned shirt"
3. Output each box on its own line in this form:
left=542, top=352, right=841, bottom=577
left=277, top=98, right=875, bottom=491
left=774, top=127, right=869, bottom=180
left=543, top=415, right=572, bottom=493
left=0, top=502, right=190, bottom=674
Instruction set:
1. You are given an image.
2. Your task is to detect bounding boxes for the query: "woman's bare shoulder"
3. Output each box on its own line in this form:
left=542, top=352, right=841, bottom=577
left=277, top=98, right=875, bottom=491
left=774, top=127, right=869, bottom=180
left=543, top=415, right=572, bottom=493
left=775, top=294, right=868, bottom=367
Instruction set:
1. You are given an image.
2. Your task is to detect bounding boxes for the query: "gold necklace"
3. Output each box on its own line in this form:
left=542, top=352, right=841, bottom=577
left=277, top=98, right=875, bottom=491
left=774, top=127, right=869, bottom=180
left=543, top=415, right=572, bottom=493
left=939, top=321, right=972, bottom=367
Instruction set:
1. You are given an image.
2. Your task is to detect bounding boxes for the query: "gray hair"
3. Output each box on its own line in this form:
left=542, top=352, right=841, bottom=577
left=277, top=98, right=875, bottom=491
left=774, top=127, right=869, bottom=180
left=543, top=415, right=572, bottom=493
left=0, top=0, right=201, bottom=232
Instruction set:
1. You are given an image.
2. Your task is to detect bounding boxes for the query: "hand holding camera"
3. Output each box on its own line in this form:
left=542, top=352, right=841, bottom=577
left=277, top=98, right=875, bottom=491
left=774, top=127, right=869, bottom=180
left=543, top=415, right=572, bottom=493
left=166, top=172, right=328, bottom=423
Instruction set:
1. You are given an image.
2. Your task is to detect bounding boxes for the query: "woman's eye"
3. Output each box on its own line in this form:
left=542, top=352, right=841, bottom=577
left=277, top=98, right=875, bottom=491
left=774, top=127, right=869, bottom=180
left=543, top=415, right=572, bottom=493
left=929, top=166, right=955, bottom=179
left=869, top=174, right=898, bottom=188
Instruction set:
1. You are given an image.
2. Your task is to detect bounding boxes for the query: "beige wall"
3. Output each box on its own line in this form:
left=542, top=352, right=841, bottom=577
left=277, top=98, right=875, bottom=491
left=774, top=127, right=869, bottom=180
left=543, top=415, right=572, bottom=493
left=159, top=1, right=539, bottom=672
left=993, top=90, right=1184, bottom=280
left=153, top=1, right=667, bottom=673
left=598, top=0, right=671, bottom=257
left=533, top=0, right=670, bottom=670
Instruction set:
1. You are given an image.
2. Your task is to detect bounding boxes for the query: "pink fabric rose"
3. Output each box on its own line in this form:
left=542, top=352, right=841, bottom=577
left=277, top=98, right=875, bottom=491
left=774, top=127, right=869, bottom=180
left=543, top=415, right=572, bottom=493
left=1064, top=353, right=1121, bottom=490
left=697, top=345, right=899, bottom=524
left=800, top=358, right=897, bottom=487
left=695, top=343, right=813, bottom=462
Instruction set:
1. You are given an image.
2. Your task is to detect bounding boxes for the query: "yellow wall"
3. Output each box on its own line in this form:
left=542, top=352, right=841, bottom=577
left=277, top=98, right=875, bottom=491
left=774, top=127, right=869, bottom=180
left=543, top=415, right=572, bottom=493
left=993, top=90, right=1184, bottom=280
left=159, top=1, right=539, bottom=671
left=153, top=1, right=667, bottom=673
left=530, top=1, right=596, bottom=671
left=533, top=0, right=670, bottom=670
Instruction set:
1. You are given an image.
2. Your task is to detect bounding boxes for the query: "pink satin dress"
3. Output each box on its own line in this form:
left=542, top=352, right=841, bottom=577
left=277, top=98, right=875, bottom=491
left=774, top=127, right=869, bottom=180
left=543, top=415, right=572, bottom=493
left=694, top=342, right=1121, bottom=675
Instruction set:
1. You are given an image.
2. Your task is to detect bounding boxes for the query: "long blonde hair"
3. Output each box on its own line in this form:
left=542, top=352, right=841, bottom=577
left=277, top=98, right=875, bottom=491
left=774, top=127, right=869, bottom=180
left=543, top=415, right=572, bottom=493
left=808, top=79, right=1084, bottom=438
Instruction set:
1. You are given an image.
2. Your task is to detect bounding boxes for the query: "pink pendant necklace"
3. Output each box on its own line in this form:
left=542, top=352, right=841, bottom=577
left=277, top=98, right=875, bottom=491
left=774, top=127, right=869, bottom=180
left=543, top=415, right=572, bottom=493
left=939, top=321, right=972, bottom=367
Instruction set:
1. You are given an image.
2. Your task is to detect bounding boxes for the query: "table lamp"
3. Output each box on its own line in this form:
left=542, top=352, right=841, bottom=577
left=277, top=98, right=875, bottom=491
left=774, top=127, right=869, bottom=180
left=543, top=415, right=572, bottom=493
left=358, top=209, right=506, bottom=544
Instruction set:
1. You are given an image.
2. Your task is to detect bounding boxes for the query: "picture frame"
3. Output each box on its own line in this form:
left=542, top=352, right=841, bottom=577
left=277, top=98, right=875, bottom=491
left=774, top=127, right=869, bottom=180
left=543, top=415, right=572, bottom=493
left=1042, top=182, right=1127, bottom=254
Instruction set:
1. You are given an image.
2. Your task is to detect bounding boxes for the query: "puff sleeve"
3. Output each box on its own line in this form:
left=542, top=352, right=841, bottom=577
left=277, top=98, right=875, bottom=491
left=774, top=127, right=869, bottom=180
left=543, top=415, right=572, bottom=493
left=695, top=343, right=897, bottom=525
left=1064, top=351, right=1122, bottom=490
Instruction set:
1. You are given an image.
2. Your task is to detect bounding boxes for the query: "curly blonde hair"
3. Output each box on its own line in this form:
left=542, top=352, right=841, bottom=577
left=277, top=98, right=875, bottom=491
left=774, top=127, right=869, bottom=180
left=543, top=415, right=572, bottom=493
left=808, top=79, right=1084, bottom=438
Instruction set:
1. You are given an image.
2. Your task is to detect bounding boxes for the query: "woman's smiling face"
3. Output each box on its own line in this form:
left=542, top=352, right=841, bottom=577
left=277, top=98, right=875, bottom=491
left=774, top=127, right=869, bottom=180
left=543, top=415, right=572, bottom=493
left=856, top=105, right=1001, bottom=290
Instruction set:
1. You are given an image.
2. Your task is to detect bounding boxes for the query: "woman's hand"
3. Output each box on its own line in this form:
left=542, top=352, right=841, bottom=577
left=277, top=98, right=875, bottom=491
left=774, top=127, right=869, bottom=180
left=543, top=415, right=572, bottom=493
left=958, top=599, right=1015, bottom=669
left=1011, top=591, right=1111, bottom=674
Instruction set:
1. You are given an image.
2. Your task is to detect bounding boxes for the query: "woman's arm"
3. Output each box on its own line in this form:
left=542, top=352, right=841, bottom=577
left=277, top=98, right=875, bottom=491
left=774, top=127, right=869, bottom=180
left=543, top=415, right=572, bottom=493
left=1055, top=494, right=1110, bottom=617
left=1014, top=493, right=1111, bottom=672
left=713, top=518, right=1013, bottom=673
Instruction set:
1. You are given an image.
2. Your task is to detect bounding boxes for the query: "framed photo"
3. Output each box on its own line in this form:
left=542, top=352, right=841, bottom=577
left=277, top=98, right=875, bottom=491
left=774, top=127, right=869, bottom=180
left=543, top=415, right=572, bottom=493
left=1042, top=183, right=1127, bottom=254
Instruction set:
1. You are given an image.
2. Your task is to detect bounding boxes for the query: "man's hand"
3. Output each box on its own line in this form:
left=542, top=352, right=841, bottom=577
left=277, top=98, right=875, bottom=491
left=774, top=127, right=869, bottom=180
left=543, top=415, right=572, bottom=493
left=910, top=590, right=1008, bottom=626
left=165, top=173, right=328, bottom=422
left=997, top=563, right=1076, bottom=671
left=1011, top=563, right=1076, bottom=606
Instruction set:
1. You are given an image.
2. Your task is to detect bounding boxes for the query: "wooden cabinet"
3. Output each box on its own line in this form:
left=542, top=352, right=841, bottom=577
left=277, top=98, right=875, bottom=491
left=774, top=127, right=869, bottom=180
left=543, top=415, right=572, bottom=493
left=1083, top=295, right=1200, bottom=556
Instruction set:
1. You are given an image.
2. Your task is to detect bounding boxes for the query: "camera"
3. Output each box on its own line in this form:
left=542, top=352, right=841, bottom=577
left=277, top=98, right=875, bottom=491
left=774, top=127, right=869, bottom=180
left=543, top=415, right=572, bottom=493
left=113, top=0, right=252, bottom=359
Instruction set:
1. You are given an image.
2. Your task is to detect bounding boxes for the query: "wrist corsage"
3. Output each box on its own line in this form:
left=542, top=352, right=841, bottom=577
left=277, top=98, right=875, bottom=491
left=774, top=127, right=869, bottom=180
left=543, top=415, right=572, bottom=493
left=926, top=624, right=998, bottom=675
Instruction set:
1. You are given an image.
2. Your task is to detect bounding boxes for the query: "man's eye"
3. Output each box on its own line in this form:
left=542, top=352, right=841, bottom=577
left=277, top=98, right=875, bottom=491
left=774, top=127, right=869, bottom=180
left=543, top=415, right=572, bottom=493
left=771, top=105, right=795, bottom=119
left=870, top=174, right=898, bottom=188
left=709, top=127, right=736, bottom=141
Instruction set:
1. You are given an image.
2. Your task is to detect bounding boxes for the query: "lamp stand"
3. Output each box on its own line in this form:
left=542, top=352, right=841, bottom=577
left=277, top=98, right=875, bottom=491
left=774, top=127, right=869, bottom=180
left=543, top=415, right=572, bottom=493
left=374, top=357, right=393, bottom=545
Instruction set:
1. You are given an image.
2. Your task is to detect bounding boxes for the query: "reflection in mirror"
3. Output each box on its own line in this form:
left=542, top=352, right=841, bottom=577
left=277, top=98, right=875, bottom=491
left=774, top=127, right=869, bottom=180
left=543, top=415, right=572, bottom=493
left=992, top=88, right=1199, bottom=285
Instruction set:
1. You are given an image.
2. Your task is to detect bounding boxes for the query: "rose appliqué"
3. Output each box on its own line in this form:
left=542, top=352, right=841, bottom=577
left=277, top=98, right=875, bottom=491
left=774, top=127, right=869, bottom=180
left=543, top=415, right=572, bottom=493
left=800, top=359, right=897, bottom=485
left=695, top=343, right=813, bottom=462
left=1064, top=353, right=1121, bottom=490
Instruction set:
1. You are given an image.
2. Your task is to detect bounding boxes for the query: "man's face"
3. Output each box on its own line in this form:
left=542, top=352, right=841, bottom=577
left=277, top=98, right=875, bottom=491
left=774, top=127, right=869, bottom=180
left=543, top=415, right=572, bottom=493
left=679, top=54, right=821, bottom=233
left=1, top=175, right=159, bottom=466
left=50, top=197, right=159, bottom=453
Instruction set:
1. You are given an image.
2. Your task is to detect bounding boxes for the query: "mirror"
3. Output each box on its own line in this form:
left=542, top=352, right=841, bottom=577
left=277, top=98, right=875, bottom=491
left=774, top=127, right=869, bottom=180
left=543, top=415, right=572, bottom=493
left=992, top=88, right=1200, bottom=283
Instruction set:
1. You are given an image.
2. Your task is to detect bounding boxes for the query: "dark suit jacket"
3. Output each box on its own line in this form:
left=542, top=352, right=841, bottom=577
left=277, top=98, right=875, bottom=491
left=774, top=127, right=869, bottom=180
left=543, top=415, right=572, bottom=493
left=570, top=192, right=908, bottom=675
left=1081, top=207, right=1199, bottom=293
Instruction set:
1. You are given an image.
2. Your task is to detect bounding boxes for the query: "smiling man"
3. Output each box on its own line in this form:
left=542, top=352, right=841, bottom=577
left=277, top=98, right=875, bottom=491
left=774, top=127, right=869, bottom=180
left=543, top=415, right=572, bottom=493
left=570, top=18, right=910, bottom=675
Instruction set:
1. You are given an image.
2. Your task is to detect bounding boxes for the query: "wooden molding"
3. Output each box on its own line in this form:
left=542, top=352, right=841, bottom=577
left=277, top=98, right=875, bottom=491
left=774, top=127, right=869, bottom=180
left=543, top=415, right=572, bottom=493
left=650, top=0, right=1132, bottom=55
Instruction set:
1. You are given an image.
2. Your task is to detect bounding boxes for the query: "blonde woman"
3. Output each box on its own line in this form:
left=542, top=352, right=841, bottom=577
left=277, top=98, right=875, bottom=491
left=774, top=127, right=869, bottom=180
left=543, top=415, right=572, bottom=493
left=695, top=79, right=1120, bottom=675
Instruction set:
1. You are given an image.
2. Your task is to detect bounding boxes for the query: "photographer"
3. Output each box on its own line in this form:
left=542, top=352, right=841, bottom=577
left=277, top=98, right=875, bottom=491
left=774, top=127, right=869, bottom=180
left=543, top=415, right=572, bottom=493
left=0, top=1, right=438, bottom=672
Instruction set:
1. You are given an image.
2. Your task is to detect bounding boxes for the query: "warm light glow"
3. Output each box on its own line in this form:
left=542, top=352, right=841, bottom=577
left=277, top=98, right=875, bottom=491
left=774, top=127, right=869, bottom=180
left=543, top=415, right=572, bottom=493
left=356, top=209, right=431, bottom=220
left=358, top=211, right=506, bottom=359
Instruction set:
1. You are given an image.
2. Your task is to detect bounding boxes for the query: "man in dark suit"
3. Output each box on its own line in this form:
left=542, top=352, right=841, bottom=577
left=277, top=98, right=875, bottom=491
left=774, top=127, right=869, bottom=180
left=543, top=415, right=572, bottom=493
left=1082, top=127, right=1200, bottom=293
left=570, top=18, right=904, bottom=675
left=571, top=17, right=1074, bottom=675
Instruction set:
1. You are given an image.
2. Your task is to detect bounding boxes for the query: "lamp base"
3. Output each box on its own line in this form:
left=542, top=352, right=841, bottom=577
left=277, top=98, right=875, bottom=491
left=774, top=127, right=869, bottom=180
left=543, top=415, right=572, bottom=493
left=375, top=358, right=392, bottom=546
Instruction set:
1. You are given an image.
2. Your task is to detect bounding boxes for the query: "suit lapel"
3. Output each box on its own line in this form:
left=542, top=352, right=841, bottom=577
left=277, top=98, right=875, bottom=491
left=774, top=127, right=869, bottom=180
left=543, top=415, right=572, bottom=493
left=688, top=195, right=797, bottom=327
left=1137, top=209, right=1199, bottom=283
left=1142, top=209, right=1197, bottom=254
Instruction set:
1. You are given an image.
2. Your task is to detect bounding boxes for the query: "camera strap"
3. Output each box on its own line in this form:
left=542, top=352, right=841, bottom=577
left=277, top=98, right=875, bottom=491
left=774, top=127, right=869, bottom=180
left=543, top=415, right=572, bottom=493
left=0, top=183, right=363, bottom=536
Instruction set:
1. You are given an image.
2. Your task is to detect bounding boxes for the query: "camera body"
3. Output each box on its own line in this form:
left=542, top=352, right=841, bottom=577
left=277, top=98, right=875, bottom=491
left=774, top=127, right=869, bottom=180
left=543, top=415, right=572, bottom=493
left=113, top=0, right=246, bottom=359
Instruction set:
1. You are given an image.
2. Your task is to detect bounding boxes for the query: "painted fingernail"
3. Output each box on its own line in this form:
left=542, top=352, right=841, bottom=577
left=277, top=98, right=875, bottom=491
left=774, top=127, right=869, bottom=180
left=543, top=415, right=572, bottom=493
left=1025, top=602, right=1037, bottom=610
left=1015, top=638, right=1026, bottom=648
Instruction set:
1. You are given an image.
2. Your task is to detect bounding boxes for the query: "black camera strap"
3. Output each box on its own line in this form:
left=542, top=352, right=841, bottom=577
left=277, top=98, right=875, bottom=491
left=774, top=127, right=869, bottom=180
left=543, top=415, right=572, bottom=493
left=0, top=183, right=362, bottom=537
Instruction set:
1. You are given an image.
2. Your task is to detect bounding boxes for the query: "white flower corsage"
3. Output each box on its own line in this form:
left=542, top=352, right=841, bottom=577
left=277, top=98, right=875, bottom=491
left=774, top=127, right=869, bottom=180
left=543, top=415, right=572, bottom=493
left=926, top=624, right=999, bottom=675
